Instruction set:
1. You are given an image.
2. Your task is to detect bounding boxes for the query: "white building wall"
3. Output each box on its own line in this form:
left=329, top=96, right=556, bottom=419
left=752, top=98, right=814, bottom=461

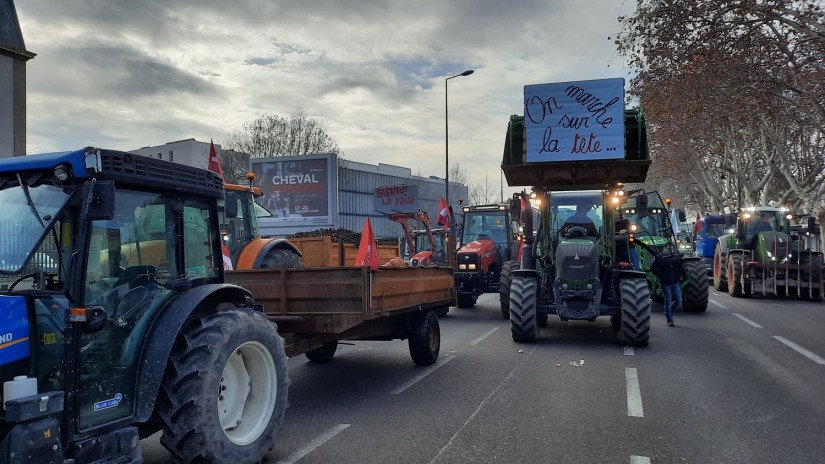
left=130, top=138, right=217, bottom=169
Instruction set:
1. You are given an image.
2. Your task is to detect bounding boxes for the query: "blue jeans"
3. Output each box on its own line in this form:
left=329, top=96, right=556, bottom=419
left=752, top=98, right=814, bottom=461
left=662, top=283, right=682, bottom=322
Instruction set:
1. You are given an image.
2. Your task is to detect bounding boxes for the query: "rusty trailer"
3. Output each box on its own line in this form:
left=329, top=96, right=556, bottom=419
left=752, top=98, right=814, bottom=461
left=225, top=266, right=454, bottom=365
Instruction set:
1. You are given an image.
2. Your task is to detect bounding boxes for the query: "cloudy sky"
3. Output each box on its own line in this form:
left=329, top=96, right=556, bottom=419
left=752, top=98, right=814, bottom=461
left=15, top=0, right=635, bottom=189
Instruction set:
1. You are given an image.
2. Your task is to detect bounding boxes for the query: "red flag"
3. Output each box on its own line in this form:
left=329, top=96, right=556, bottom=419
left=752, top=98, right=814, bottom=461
left=693, top=212, right=704, bottom=234
left=222, top=242, right=234, bottom=270
left=355, top=217, right=379, bottom=270
left=436, top=196, right=450, bottom=231
left=208, top=139, right=225, bottom=180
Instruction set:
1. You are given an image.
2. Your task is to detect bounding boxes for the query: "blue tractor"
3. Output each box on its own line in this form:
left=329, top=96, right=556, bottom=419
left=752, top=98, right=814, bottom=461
left=693, top=215, right=727, bottom=276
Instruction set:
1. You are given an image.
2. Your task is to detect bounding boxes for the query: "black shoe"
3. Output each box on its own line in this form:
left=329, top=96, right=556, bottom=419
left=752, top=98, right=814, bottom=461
left=668, top=321, right=675, bottom=327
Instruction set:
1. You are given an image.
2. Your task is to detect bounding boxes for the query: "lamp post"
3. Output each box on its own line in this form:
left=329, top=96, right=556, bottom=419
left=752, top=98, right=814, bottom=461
left=445, top=69, right=474, bottom=211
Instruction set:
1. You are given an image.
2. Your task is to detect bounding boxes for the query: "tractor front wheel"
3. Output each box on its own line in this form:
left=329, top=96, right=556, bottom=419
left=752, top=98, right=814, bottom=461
left=618, top=278, right=650, bottom=347
left=682, top=260, right=709, bottom=312
left=509, top=276, right=539, bottom=343
left=158, top=308, right=288, bottom=464
left=499, top=261, right=520, bottom=319
left=727, top=253, right=750, bottom=298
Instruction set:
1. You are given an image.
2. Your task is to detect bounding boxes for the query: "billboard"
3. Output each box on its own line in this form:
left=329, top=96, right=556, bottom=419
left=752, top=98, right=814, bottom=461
left=523, top=78, right=625, bottom=162
left=250, top=154, right=337, bottom=231
left=374, top=185, right=419, bottom=215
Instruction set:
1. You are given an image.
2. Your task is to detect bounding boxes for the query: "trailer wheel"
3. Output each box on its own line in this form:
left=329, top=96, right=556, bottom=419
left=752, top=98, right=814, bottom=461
left=499, top=261, right=520, bottom=319
left=682, top=260, right=709, bottom=312
left=305, top=341, right=338, bottom=363
left=261, top=248, right=304, bottom=269
left=408, top=310, right=440, bottom=366
left=618, top=278, right=650, bottom=347
left=456, top=294, right=475, bottom=308
left=727, top=253, right=750, bottom=298
left=510, top=276, right=538, bottom=343
left=713, top=246, right=727, bottom=291
left=158, top=308, right=288, bottom=464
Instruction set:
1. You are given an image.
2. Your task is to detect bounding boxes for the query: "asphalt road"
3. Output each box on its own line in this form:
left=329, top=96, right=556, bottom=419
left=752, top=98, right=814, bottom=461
left=141, top=290, right=825, bottom=463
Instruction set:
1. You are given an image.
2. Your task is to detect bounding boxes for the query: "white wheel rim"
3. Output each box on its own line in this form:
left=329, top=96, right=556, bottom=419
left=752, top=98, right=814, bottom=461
left=218, top=341, right=278, bottom=445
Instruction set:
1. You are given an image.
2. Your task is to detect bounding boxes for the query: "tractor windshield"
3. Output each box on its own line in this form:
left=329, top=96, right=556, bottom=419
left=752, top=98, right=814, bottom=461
left=622, top=192, right=673, bottom=238
left=462, top=211, right=508, bottom=246
left=0, top=184, right=73, bottom=275
left=550, top=191, right=604, bottom=238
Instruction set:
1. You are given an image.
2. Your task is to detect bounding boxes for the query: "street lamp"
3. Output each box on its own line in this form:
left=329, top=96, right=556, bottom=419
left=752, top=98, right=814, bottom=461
left=445, top=69, right=474, bottom=210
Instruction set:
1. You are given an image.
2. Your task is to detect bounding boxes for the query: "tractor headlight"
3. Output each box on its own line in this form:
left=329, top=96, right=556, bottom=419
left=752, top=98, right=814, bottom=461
left=468, top=264, right=476, bottom=270
left=459, top=264, right=467, bottom=270
left=54, top=165, right=70, bottom=182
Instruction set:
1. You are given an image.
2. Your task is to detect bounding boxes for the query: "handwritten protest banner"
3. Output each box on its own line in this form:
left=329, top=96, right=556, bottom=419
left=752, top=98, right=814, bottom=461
left=374, top=184, right=419, bottom=214
left=523, top=78, right=625, bottom=162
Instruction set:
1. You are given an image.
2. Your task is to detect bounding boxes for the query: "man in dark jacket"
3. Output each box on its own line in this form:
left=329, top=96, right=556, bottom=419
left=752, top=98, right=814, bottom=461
left=651, top=252, right=683, bottom=327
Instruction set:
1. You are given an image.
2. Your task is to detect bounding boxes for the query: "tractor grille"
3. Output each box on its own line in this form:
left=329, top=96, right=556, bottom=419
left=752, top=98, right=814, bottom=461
left=761, top=233, right=790, bottom=260
left=556, top=242, right=598, bottom=282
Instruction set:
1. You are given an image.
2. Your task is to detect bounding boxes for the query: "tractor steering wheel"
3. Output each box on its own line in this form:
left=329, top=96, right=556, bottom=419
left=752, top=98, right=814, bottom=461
left=564, top=226, right=588, bottom=238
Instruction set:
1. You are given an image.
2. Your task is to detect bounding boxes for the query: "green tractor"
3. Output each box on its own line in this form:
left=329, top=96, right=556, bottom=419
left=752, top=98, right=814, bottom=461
left=712, top=207, right=823, bottom=300
left=499, top=106, right=654, bottom=346
left=620, top=191, right=709, bottom=312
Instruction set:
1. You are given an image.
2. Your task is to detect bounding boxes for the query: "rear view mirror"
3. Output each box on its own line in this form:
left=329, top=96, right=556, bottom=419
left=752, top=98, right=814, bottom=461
left=809, top=216, right=820, bottom=234
left=678, top=210, right=686, bottom=223
left=225, top=191, right=239, bottom=218
left=509, top=198, right=521, bottom=218
left=81, top=180, right=115, bottom=220
left=635, top=195, right=649, bottom=218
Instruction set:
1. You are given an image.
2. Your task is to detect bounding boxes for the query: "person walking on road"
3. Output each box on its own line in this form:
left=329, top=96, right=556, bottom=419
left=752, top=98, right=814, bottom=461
left=651, top=252, right=683, bottom=327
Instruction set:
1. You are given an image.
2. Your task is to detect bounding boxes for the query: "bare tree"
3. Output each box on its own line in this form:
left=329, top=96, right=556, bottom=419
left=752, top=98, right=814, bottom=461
left=469, top=174, right=500, bottom=205
left=220, top=107, right=346, bottom=183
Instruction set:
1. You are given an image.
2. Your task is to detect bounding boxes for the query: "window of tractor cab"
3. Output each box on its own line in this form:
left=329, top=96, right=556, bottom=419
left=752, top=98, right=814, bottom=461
left=462, top=212, right=509, bottom=245
left=84, top=189, right=219, bottom=304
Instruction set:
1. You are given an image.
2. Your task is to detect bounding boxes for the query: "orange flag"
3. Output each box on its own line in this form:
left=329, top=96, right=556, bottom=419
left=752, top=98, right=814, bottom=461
left=355, top=217, right=379, bottom=270
left=208, top=139, right=225, bottom=180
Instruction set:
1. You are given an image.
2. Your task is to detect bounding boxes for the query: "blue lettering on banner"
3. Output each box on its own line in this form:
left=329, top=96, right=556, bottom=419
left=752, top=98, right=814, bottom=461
left=94, top=393, right=123, bottom=411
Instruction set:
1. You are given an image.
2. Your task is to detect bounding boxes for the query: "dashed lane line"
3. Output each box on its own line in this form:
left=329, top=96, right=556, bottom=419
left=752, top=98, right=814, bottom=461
left=469, top=327, right=499, bottom=346
left=624, top=346, right=635, bottom=356
left=773, top=336, right=825, bottom=365
left=710, top=299, right=728, bottom=309
left=732, top=312, right=763, bottom=328
left=625, top=367, right=644, bottom=418
left=276, top=423, right=351, bottom=464
left=389, top=355, right=456, bottom=394
left=630, top=456, right=651, bottom=464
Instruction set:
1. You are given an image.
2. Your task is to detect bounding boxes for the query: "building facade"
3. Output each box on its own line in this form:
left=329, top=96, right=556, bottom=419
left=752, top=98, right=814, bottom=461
left=0, top=0, right=35, bottom=158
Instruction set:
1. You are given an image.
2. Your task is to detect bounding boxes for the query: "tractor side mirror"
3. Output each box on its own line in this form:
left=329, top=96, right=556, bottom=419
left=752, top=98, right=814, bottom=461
left=82, top=306, right=108, bottom=334
left=81, top=180, right=115, bottom=220
left=509, top=198, right=521, bottom=218
left=725, top=213, right=735, bottom=229
left=224, top=191, right=239, bottom=218
left=736, top=217, right=746, bottom=240
left=809, top=216, right=820, bottom=234
left=678, top=210, right=687, bottom=223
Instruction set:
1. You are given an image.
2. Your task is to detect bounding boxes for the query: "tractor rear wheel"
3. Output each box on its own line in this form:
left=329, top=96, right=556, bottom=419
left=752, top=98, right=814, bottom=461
left=682, top=260, right=709, bottom=312
left=305, top=341, right=338, bottom=363
left=713, top=246, right=727, bottom=291
left=499, top=261, right=520, bottom=319
left=261, top=248, right=304, bottom=269
left=509, top=276, right=538, bottom=343
left=618, top=278, right=650, bottom=347
left=408, top=310, right=440, bottom=366
left=158, top=308, right=288, bottom=464
left=727, top=253, right=750, bottom=298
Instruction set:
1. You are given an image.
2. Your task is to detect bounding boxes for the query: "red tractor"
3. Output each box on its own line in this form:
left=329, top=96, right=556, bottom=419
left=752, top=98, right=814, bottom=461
left=454, top=203, right=518, bottom=308
left=390, top=211, right=445, bottom=267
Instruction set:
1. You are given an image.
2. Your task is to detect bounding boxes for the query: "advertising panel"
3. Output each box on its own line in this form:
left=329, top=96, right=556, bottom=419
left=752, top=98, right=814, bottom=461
left=250, top=154, right=337, bottom=231
left=374, top=185, right=419, bottom=215
left=523, top=78, right=625, bottom=162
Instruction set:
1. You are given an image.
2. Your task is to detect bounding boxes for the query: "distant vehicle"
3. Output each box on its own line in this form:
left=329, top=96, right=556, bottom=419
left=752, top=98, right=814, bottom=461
left=693, top=215, right=727, bottom=276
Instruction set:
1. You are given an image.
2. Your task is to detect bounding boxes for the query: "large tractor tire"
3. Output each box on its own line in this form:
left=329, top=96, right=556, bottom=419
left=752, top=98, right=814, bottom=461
left=408, top=310, right=440, bottom=366
left=713, top=245, right=727, bottom=291
left=618, top=278, right=650, bottom=347
left=305, top=341, right=338, bottom=363
left=727, top=253, right=751, bottom=298
left=499, top=261, right=520, bottom=319
left=158, top=308, right=288, bottom=464
left=261, top=248, right=304, bottom=269
left=799, top=253, right=823, bottom=302
left=682, top=260, right=709, bottom=312
left=509, top=276, right=539, bottom=343
left=456, top=294, right=475, bottom=308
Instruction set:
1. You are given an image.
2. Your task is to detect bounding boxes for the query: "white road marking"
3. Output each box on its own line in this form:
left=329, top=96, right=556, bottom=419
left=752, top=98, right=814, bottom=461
left=630, top=456, right=651, bottom=464
left=710, top=299, right=728, bottom=309
left=469, top=327, right=499, bottom=346
left=732, top=313, right=763, bottom=328
left=429, top=343, right=540, bottom=463
left=624, top=346, right=635, bottom=356
left=276, top=423, right=351, bottom=464
left=390, top=355, right=456, bottom=394
left=625, top=367, right=644, bottom=418
left=773, top=336, right=825, bottom=365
